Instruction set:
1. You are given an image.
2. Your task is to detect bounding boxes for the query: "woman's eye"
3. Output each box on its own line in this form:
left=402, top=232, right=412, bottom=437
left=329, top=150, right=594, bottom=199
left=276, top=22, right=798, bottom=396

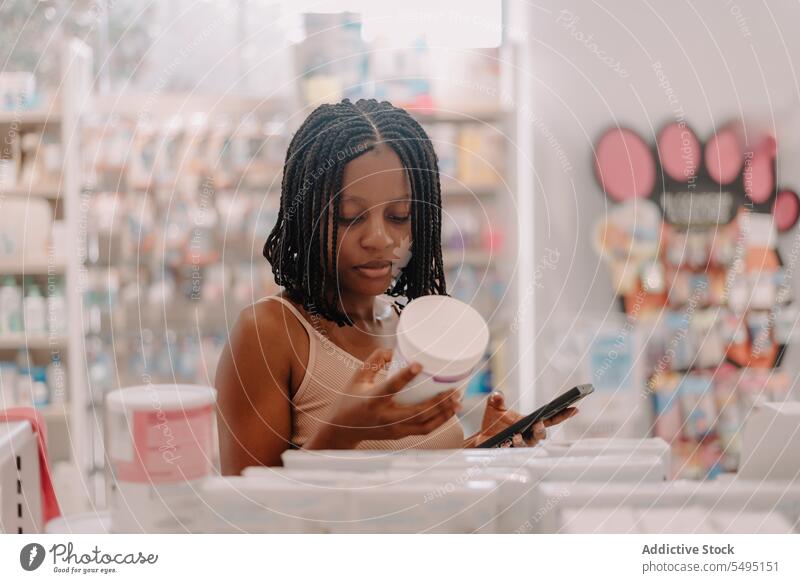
left=337, top=216, right=362, bottom=224
left=390, top=215, right=411, bottom=223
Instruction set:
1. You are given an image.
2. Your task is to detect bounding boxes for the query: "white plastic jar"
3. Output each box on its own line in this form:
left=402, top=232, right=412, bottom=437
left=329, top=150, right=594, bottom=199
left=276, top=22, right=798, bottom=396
left=104, top=384, right=218, bottom=533
left=390, top=295, right=489, bottom=405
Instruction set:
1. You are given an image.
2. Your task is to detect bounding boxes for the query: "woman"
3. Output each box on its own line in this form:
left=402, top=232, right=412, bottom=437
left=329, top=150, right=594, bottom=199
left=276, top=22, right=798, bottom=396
left=215, top=98, right=577, bottom=474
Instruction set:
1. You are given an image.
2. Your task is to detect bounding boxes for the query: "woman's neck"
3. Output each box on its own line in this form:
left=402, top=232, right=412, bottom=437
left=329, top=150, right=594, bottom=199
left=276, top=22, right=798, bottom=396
left=327, top=289, right=389, bottom=325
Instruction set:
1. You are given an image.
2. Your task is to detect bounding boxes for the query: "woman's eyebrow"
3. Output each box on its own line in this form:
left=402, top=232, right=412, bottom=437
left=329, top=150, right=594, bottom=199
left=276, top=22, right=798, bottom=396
left=341, top=194, right=410, bottom=202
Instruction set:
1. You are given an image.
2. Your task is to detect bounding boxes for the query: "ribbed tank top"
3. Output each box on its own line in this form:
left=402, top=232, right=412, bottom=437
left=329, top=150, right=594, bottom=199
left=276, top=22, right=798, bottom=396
left=258, top=295, right=465, bottom=450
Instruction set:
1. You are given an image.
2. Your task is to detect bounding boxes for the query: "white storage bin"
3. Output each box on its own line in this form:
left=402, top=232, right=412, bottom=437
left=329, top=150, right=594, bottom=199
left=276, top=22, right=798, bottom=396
left=281, top=449, right=401, bottom=471
left=739, top=402, right=800, bottom=481
left=336, top=480, right=498, bottom=534
left=245, top=466, right=529, bottom=533
left=543, top=438, right=671, bottom=480
left=533, top=480, right=800, bottom=534
left=200, top=477, right=348, bottom=533
left=521, top=455, right=665, bottom=483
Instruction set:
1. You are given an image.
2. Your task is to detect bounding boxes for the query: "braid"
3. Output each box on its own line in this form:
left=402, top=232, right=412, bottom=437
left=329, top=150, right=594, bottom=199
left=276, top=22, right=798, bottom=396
left=264, top=98, right=447, bottom=326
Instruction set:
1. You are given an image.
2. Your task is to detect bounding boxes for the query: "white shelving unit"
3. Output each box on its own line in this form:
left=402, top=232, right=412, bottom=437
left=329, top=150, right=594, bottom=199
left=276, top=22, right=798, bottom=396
left=0, top=39, right=92, bottom=486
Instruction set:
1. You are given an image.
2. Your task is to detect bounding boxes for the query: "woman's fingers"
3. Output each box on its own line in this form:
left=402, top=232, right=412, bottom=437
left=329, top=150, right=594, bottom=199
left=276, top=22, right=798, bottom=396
left=543, top=407, right=578, bottom=427
left=403, top=408, right=455, bottom=436
left=378, top=360, right=423, bottom=396
left=523, top=420, right=547, bottom=446
left=352, top=348, right=394, bottom=385
left=390, top=390, right=460, bottom=424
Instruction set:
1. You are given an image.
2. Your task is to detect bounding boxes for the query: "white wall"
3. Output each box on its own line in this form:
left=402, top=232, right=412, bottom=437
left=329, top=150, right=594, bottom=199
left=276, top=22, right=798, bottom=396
left=524, top=0, right=800, bottom=401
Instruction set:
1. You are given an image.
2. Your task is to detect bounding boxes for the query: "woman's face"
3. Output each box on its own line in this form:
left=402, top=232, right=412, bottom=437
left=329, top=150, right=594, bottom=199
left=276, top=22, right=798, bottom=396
left=326, top=143, right=413, bottom=297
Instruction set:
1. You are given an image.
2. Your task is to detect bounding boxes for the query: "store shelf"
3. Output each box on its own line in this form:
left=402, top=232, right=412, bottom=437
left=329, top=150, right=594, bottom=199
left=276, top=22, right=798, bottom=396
left=441, top=182, right=499, bottom=199
left=38, top=403, right=70, bottom=422
left=0, top=186, right=62, bottom=200
left=0, top=109, right=61, bottom=125
left=443, top=250, right=494, bottom=266
left=409, top=108, right=508, bottom=124
left=0, top=258, right=66, bottom=275
left=0, top=334, right=68, bottom=350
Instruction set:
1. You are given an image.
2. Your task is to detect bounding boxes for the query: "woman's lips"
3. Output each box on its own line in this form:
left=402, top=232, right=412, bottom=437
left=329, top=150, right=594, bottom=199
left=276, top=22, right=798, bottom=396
left=354, top=261, right=392, bottom=279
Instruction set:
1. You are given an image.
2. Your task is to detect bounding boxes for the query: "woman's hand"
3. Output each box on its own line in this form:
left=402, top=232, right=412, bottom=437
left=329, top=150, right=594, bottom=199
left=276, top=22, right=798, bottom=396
left=464, top=391, right=578, bottom=448
left=306, top=348, right=462, bottom=449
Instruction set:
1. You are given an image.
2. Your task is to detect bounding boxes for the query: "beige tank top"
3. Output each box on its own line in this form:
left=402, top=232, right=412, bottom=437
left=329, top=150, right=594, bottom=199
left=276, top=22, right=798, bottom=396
left=258, top=295, right=465, bottom=450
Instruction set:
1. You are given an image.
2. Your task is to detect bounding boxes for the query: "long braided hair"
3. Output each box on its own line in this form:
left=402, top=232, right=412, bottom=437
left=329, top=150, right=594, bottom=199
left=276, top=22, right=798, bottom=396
left=263, top=98, right=447, bottom=326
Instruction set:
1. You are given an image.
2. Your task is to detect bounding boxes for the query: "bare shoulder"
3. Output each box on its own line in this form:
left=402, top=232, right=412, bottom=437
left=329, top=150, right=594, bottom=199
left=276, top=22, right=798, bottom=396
left=232, top=295, right=308, bottom=356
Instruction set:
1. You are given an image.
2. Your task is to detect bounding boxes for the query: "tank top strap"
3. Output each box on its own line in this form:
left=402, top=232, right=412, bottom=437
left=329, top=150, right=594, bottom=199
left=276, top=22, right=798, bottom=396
left=257, top=295, right=319, bottom=401
left=257, top=295, right=318, bottom=337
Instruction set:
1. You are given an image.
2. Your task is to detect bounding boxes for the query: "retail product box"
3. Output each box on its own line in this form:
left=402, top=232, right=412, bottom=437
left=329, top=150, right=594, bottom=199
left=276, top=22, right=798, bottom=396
left=558, top=506, right=793, bottom=534
left=335, top=480, right=499, bottom=534
left=200, top=476, right=348, bottom=533
left=280, top=449, right=401, bottom=471
left=543, top=438, right=671, bottom=480
left=520, top=455, right=665, bottom=483
left=245, top=466, right=531, bottom=534
left=531, top=480, right=800, bottom=534
left=739, top=402, right=800, bottom=481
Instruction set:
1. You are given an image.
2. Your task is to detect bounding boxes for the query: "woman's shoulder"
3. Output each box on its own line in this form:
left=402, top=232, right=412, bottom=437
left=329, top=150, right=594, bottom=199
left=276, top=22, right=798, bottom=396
left=234, top=292, right=307, bottom=347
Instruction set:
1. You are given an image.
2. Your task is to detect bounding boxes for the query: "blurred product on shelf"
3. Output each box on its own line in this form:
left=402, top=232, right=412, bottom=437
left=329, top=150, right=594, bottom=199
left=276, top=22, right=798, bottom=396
left=591, top=122, right=798, bottom=479
left=0, top=198, right=53, bottom=261
left=22, top=280, right=46, bottom=334
left=0, top=276, right=23, bottom=334
left=0, top=71, right=38, bottom=110
left=0, top=347, right=67, bottom=410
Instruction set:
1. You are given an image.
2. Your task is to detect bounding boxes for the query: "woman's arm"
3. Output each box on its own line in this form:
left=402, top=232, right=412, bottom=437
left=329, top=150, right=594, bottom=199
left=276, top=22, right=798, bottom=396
left=215, top=302, right=294, bottom=474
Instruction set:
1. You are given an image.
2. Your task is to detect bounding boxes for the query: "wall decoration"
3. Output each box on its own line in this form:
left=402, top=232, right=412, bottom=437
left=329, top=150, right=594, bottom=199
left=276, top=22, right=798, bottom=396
left=592, top=121, right=796, bottom=479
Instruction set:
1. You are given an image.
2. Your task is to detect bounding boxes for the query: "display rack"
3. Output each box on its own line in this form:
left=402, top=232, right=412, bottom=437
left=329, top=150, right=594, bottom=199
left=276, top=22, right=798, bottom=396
left=0, top=40, right=92, bottom=480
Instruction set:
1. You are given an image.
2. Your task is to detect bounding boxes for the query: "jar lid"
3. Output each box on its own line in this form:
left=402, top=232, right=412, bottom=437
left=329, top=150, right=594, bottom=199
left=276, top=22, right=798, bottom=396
left=106, top=384, right=217, bottom=412
left=396, top=295, right=489, bottom=378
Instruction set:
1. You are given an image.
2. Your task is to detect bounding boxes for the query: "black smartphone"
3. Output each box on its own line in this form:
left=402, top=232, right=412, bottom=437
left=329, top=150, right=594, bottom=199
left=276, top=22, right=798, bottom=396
left=475, top=384, right=594, bottom=448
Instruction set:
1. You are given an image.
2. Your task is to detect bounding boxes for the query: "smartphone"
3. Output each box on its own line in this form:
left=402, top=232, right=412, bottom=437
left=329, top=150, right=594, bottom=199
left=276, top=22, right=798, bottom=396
left=475, top=384, right=594, bottom=448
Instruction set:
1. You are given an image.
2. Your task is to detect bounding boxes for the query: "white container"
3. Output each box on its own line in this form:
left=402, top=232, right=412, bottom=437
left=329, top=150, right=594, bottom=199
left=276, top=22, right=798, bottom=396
left=0, top=362, right=18, bottom=406
left=390, top=295, right=489, bottom=405
left=337, top=480, right=498, bottom=534
left=543, top=438, right=671, bottom=480
left=281, top=448, right=401, bottom=471
left=104, top=384, right=217, bottom=533
left=200, top=476, right=348, bottom=533
left=533, top=479, right=800, bottom=534
left=739, top=402, right=800, bottom=481
left=0, top=277, right=23, bottom=334
left=23, top=284, right=47, bottom=334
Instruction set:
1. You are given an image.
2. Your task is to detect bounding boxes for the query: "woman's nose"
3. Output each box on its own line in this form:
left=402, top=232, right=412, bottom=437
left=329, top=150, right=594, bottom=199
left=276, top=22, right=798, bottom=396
left=362, top=218, right=393, bottom=250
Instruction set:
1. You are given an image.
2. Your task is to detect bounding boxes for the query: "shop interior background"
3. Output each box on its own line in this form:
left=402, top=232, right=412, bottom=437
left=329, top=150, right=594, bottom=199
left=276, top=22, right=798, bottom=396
left=1, top=0, right=799, bottom=519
